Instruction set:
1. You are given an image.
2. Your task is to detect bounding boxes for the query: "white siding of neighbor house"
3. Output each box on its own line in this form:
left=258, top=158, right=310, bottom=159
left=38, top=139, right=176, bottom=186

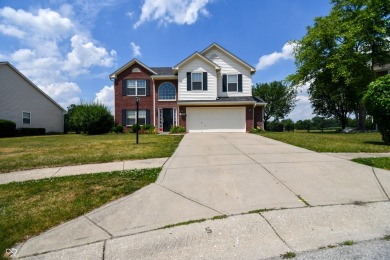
left=178, top=57, right=217, bottom=101
left=203, top=47, right=253, bottom=97
left=0, top=64, right=64, bottom=133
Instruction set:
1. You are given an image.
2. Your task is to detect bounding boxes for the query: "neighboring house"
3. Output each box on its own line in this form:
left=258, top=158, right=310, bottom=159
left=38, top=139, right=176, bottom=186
left=373, top=62, right=390, bottom=77
left=110, top=43, right=266, bottom=133
left=0, top=62, right=65, bottom=133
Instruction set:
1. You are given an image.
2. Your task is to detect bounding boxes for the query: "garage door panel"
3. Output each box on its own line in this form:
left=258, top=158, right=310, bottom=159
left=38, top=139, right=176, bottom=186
left=187, top=107, right=245, bottom=133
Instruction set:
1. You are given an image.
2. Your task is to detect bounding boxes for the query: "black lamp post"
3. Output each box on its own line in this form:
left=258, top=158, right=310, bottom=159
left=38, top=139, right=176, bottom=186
left=136, top=96, right=139, bottom=144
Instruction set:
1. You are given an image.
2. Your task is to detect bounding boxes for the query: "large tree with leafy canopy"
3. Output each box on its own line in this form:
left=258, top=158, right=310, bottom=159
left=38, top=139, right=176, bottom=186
left=288, top=0, right=390, bottom=129
left=253, top=81, right=297, bottom=130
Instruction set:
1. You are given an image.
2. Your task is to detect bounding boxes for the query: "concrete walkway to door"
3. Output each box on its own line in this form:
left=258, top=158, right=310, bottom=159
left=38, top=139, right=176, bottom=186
left=14, top=133, right=390, bottom=259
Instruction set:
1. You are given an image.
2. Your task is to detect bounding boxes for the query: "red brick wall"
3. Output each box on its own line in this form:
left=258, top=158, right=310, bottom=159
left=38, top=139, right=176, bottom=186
left=254, top=106, right=264, bottom=129
left=178, top=106, right=187, bottom=130
left=114, top=64, right=154, bottom=131
left=245, top=106, right=254, bottom=132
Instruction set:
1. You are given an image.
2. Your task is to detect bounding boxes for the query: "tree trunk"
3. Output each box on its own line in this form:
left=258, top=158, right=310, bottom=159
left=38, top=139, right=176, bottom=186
left=357, top=103, right=366, bottom=131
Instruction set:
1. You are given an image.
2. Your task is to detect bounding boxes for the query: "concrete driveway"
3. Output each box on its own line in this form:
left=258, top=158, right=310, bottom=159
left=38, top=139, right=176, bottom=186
left=15, top=133, right=390, bottom=259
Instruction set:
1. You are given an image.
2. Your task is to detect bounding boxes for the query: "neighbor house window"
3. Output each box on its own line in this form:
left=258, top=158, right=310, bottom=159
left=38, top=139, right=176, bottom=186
left=227, top=74, right=238, bottom=92
left=22, top=112, right=31, bottom=124
left=191, top=73, right=202, bottom=90
left=126, top=110, right=146, bottom=126
left=158, top=82, right=176, bottom=100
left=127, top=80, right=146, bottom=96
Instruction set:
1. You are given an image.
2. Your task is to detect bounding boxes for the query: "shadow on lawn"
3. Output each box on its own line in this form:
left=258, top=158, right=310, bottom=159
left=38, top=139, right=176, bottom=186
left=363, top=141, right=388, bottom=146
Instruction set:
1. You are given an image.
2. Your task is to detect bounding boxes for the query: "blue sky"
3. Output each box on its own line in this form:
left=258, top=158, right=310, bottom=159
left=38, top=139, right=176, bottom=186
left=0, top=0, right=332, bottom=121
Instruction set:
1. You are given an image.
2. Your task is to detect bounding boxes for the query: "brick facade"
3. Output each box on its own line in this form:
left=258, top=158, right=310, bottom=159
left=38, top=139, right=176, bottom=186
left=254, top=106, right=264, bottom=129
left=114, top=64, right=154, bottom=132
left=154, top=79, right=179, bottom=132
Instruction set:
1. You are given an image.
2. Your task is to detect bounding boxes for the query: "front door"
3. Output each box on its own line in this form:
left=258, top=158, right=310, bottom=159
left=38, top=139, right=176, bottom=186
left=163, top=108, right=173, bottom=132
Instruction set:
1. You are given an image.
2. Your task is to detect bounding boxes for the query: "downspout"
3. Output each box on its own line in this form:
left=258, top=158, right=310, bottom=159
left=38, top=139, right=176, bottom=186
left=253, top=103, right=256, bottom=129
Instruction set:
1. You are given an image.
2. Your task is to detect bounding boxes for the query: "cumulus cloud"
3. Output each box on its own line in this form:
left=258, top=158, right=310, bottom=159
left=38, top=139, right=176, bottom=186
left=0, top=24, right=25, bottom=38
left=256, top=42, right=297, bottom=70
left=0, top=6, right=117, bottom=108
left=134, top=0, right=211, bottom=28
left=131, top=42, right=141, bottom=57
left=64, top=35, right=116, bottom=75
left=94, top=85, right=114, bottom=112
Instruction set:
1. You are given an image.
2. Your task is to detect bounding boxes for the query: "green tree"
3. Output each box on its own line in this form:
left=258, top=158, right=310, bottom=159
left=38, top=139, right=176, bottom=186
left=363, top=74, right=390, bottom=144
left=69, top=102, right=114, bottom=135
left=282, top=119, right=295, bottom=132
left=289, top=0, right=390, bottom=130
left=253, top=81, right=297, bottom=130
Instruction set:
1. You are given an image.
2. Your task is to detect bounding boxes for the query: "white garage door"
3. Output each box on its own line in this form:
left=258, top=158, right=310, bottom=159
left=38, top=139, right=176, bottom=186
left=186, top=107, right=246, bottom=133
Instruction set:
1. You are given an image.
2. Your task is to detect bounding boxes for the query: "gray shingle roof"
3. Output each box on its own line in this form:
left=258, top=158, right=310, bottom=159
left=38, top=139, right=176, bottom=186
left=150, top=67, right=175, bottom=76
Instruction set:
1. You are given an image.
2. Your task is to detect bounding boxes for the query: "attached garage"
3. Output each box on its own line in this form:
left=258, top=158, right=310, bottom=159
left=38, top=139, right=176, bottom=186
left=186, top=107, right=246, bottom=133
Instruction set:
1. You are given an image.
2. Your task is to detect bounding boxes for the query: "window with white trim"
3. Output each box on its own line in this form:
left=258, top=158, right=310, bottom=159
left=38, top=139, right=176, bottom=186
left=158, top=82, right=176, bottom=100
left=192, top=73, right=202, bottom=90
left=22, top=112, right=31, bottom=124
left=227, top=74, right=238, bottom=92
left=126, top=110, right=146, bottom=126
left=127, top=80, right=146, bottom=96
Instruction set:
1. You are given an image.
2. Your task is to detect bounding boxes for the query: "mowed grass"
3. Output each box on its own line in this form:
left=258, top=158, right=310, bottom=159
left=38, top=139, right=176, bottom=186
left=257, top=132, right=390, bottom=153
left=0, top=168, right=160, bottom=259
left=352, top=157, right=390, bottom=170
left=0, top=134, right=183, bottom=173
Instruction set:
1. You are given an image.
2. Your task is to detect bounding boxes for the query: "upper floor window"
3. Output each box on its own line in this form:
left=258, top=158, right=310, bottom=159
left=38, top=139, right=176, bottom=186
left=22, top=111, right=31, bottom=124
left=227, top=74, right=238, bottom=92
left=186, top=72, right=208, bottom=91
left=192, top=73, right=202, bottom=90
left=158, top=82, right=176, bottom=101
left=222, top=74, right=243, bottom=93
left=127, top=80, right=146, bottom=96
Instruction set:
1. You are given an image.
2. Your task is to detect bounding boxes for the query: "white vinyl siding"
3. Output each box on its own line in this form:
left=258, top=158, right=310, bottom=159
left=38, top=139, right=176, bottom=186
left=204, top=48, right=252, bottom=97
left=178, top=57, right=217, bottom=100
left=0, top=64, right=64, bottom=132
left=186, top=107, right=246, bottom=133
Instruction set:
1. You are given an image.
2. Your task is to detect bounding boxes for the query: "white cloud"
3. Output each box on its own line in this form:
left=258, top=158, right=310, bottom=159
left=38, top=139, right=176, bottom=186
left=0, top=24, right=25, bottom=38
left=256, top=42, right=297, bottom=70
left=0, top=7, right=73, bottom=39
left=131, top=42, right=142, bottom=57
left=94, top=85, right=114, bottom=112
left=134, top=0, right=211, bottom=28
left=64, top=35, right=116, bottom=75
left=0, top=7, right=117, bottom=108
left=39, top=82, right=81, bottom=109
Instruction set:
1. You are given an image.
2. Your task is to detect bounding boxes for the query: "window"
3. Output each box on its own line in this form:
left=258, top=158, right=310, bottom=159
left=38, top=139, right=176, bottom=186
left=22, top=112, right=31, bottom=124
left=126, top=110, right=146, bottom=126
left=127, top=80, right=146, bottom=96
left=158, top=82, right=176, bottom=100
left=192, top=73, right=202, bottom=90
left=227, top=74, right=238, bottom=92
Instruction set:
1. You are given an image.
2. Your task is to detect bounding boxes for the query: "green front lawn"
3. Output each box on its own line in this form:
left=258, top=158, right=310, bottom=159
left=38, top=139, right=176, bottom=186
left=0, top=168, right=160, bottom=259
left=352, top=157, right=390, bottom=170
left=257, top=132, right=390, bottom=153
left=0, top=134, right=183, bottom=173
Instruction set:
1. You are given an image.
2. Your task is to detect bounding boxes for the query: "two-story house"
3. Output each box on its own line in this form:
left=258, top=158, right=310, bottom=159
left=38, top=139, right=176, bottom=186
left=109, top=43, right=266, bottom=133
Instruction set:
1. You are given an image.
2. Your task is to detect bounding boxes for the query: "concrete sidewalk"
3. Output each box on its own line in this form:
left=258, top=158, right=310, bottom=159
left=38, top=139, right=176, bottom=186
left=12, top=133, right=390, bottom=259
left=0, top=158, right=168, bottom=185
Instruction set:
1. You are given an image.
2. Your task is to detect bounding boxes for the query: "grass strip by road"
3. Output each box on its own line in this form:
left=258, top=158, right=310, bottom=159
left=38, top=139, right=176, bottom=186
left=352, top=157, right=390, bottom=170
left=257, top=132, right=390, bottom=153
left=0, top=134, right=183, bottom=173
left=0, top=168, right=160, bottom=259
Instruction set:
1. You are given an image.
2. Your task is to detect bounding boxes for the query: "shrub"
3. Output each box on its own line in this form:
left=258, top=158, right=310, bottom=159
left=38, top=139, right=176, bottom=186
left=112, top=124, right=124, bottom=133
left=363, top=75, right=390, bottom=144
left=69, top=102, right=114, bottom=135
left=131, top=124, right=140, bottom=133
left=0, top=119, right=16, bottom=137
left=250, top=126, right=264, bottom=133
left=170, top=126, right=186, bottom=133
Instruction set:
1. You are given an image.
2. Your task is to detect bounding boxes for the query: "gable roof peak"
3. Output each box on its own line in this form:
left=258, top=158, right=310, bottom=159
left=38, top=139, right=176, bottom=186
left=109, top=58, right=157, bottom=80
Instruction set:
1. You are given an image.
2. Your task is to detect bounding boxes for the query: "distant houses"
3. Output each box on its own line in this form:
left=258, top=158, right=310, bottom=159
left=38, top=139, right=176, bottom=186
left=0, top=62, right=65, bottom=133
